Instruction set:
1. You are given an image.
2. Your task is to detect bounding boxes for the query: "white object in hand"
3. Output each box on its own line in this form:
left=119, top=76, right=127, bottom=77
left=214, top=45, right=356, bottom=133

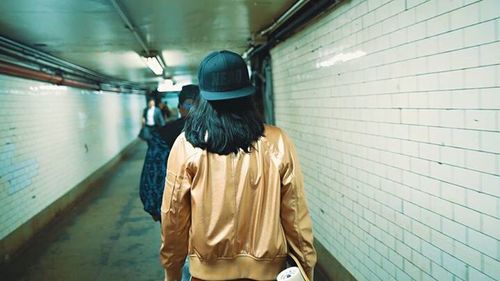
left=277, top=267, right=304, bottom=281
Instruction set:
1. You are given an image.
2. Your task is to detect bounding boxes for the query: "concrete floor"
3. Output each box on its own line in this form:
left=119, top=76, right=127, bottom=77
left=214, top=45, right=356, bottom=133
left=2, top=143, right=329, bottom=281
left=3, top=143, right=163, bottom=281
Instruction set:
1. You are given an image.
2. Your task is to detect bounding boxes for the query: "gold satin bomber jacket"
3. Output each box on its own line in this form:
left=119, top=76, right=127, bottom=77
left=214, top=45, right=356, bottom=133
left=160, top=125, right=317, bottom=281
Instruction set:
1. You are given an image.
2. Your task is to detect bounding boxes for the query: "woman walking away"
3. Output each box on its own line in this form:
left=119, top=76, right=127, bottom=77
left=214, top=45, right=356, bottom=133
left=160, top=50, right=317, bottom=281
left=139, top=97, right=167, bottom=221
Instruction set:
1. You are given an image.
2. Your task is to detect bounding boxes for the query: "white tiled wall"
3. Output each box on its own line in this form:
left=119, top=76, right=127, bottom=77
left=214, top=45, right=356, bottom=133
left=271, top=0, right=499, bottom=280
left=0, top=74, right=144, bottom=240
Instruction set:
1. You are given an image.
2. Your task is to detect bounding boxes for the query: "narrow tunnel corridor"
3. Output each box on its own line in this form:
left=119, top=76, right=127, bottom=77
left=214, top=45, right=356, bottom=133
left=1, top=1, right=499, bottom=280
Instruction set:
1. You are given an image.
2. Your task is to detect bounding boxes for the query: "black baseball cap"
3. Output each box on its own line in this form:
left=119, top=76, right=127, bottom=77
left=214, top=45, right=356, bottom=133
left=198, top=50, right=255, bottom=101
left=179, top=84, right=199, bottom=105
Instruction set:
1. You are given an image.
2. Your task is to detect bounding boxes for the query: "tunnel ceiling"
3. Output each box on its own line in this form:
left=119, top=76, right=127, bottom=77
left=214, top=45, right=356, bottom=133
left=0, top=0, right=295, bottom=88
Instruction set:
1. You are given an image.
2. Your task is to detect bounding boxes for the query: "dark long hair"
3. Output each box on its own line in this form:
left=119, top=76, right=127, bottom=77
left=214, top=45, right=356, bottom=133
left=184, top=96, right=264, bottom=155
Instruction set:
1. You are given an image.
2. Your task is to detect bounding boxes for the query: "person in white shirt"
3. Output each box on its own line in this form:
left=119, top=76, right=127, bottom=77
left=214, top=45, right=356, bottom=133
left=142, top=98, right=165, bottom=129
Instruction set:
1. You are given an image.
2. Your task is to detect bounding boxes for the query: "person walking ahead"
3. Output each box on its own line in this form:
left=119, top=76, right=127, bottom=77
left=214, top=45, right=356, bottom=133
left=142, top=97, right=166, bottom=136
left=160, top=50, right=316, bottom=281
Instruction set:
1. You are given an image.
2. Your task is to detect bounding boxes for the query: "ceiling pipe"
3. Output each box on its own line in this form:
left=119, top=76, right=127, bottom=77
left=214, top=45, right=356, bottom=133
left=242, top=46, right=255, bottom=60
left=63, top=79, right=101, bottom=91
left=271, top=0, right=340, bottom=42
left=0, top=45, right=71, bottom=76
left=1, top=36, right=104, bottom=83
left=249, top=0, right=339, bottom=58
left=0, top=35, right=144, bottom=91
left=258, top=0, right=311, bottom=37
left=0, top=61, right=101, bottom=91
left=109, top=0, right=150, bottom=56
left=0, top=61, right=62, bottom=84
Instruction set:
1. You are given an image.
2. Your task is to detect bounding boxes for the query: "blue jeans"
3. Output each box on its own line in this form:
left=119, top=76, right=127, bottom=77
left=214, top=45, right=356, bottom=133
left=182, top=258, right=191, bottom=281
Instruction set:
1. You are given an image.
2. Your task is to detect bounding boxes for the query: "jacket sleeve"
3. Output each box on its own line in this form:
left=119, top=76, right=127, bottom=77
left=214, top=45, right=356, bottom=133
left=280, top=132, right=317, bottom=280
left=160, top=135, right=191, bottom=281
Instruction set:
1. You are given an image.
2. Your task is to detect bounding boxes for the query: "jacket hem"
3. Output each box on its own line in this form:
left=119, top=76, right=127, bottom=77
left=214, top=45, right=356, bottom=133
left=189, top=255, right=287, bottom=280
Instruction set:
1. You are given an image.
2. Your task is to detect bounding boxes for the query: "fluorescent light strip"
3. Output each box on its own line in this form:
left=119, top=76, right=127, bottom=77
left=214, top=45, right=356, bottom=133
left=142, top=56, right=163, bottom=75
